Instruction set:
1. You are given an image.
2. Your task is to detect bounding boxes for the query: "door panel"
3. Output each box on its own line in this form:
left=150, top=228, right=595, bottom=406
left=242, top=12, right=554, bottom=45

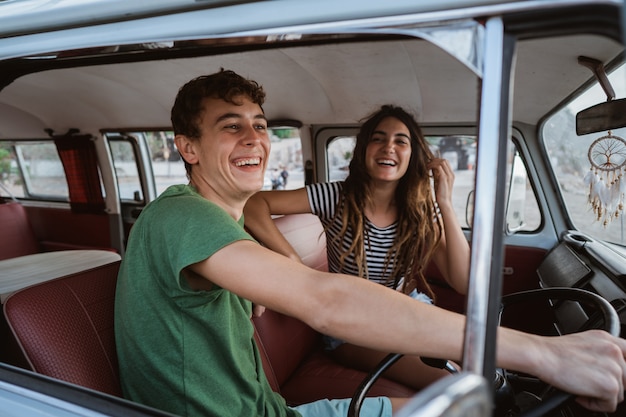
left=426, top=245, right=548, bottom=320
left=25, top=206, right=116, bottom=252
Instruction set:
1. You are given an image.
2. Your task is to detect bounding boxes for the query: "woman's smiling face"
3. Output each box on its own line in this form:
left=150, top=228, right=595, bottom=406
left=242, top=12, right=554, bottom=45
left=364, top=116, right=412, bottom=183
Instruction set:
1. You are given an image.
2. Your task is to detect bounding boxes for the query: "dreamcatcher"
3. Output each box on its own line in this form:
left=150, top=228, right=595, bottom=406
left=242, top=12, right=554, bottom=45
left=584, top=130, right=626, bottom=226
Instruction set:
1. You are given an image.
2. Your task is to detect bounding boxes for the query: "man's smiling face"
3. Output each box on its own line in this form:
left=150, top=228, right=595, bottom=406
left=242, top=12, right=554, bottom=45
left=186, top=95, right=270, bottom=204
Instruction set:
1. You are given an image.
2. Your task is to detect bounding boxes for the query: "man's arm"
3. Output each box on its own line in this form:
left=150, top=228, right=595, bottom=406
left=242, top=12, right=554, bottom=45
left=190, top=239, right=626, bottom=412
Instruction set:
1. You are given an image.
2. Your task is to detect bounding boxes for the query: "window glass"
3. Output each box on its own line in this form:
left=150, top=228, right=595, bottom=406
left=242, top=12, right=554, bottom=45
left=110, top=128, right=304, bottom=201
left=141, top=128, right=304, bottom=194
left=504, top=143, right=541, bottom=232
left=109, top=138, right=144, bottom=201
left=543, top=64, right=626, bottom=245
left=426, top=136, right=476, bottom=170
left=143, top=131, right=186, bottom=196
left=0, top=141, right=68, bottom=200
left=265, top=127, right=304, bottom=190
left=327, top=134, right=540, bottom=231
left=327, top=136, right=355, bottom=182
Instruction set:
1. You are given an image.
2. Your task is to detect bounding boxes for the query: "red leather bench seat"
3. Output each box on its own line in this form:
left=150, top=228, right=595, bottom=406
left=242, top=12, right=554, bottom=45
left=253, top=309, right=415, bottom=405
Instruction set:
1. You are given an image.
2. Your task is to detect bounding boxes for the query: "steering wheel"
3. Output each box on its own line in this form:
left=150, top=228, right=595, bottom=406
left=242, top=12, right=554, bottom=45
left=347, top=287, right=620, bottom=417
left=499, top=287, right=620, bottom=417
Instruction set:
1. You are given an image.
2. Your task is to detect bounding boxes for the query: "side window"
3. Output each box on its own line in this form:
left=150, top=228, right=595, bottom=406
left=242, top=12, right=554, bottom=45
left=326, top=134, right=541, bottom=232
left=107, top=131, right=188, bottom=201
left=143, top=131, right=186, bottom=197
left=504, top=141, right=541, bottom=233
left=0, top=141, right=69, bottom=200
left=327, top=136, right=355, bottom=181
left=106, top=128, right=304, bottom=204
left=142, top=128, right=304, bottom=194
left=265, top=126, right=304, bottom=190
left=427, top=136, right=476, bottom=171
left=108, top=137, right=144, bottom=202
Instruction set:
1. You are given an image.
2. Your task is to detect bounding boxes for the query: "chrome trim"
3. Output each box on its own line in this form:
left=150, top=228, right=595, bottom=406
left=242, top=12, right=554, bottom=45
left=463, top=16, right=515, bottom=381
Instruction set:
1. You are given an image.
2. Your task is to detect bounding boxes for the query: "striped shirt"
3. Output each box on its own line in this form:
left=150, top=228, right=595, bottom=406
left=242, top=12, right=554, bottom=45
left=306, top=181, right=402, bottom=289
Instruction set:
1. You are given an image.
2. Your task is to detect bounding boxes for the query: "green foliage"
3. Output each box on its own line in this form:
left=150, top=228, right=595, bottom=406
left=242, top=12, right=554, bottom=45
left=0, top=146, right=11, bottom=179
left=271, top=128, right=298, bottom=140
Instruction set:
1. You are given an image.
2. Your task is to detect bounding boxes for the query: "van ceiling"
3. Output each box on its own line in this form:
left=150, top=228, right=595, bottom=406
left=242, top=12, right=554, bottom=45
left=0, top=33, right=622, bottom=139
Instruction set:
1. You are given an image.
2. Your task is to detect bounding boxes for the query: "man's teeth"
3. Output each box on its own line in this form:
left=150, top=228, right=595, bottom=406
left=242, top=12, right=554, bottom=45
left=235, top=158, right=260, bottom=167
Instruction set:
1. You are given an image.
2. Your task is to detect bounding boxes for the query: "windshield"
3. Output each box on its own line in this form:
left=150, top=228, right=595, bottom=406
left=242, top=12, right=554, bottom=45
left=543, top=64, right=626, bottom=246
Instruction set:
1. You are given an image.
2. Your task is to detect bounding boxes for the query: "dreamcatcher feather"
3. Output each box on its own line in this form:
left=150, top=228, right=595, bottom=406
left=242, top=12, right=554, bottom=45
left=585, top=130, right=626, bottom=226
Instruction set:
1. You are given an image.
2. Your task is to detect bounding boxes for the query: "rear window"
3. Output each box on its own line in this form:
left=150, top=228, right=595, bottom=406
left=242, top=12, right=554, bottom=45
left=326, top=133, right=540, bottom=232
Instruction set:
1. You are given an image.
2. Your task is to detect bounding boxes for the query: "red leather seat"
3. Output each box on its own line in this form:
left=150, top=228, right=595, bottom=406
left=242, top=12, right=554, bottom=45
left=3, top=261, right=122, bottom=396
left=253, top=309, right=416, bottom=406
left=3, top=259, right=414, bottom=406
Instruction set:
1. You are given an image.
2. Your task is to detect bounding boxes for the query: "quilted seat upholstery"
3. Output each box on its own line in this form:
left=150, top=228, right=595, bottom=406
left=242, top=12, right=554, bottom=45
left=3, top=260, right=122, bottom=396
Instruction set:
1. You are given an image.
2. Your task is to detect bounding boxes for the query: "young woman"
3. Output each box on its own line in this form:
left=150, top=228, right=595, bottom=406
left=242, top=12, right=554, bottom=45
left=244, top=105, right=471, bottom=390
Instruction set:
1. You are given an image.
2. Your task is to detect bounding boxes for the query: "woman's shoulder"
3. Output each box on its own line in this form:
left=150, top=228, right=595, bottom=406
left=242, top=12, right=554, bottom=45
left=308, top=180, right=344, bottom=192
left=306, top=181, right=344, bottom=216
left=307, top=181, right=344, bottom=201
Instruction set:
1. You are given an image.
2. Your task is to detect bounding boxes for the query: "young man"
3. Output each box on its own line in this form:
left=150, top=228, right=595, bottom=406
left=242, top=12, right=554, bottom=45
left=115, top=69, right=626, bottom=417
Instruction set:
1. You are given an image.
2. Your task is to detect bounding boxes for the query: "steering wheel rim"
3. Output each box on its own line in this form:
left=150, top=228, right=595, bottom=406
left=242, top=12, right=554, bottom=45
left=501, top=287, right=619, bottom=417
left=347, top=353, right=403, bottom=417
left=499, top=287, right=620, bottom=336
left=347, top=286, right=619, bottom=417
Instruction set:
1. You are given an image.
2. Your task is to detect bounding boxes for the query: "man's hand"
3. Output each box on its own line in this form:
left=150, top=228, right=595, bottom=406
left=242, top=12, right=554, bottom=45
left=537, top=330, right=626, bottom=412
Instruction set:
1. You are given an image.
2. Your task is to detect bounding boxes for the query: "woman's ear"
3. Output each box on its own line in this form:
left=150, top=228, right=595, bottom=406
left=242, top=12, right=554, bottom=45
left=175, top=135, right=199, bottom=165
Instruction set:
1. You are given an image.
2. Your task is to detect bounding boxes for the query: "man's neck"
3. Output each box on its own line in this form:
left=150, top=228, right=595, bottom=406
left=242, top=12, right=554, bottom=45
left=190, top=179, right=247, bottom=221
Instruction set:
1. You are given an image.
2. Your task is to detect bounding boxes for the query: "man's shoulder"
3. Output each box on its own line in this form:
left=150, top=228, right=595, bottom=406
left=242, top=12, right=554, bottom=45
left=138, top=184, right=227, bottom=228
left=153, top=184, right=211, bottom=209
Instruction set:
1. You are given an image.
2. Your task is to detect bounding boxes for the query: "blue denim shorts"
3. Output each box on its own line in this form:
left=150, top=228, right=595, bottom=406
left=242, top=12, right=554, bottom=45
left=292, top=397, right=391, bottom=417
left=323, top=289, right=433, bottom=351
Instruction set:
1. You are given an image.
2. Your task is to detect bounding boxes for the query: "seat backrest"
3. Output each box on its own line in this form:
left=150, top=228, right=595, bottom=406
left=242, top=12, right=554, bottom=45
left=252, top=214, right=326, bottom=391
left=0, top=201, right=40, bottom=260
left=272, top=213, right=328, bottom=272
left=3, top=260, right=122, bottom=397
left=252, top=309, right=321, bottom=391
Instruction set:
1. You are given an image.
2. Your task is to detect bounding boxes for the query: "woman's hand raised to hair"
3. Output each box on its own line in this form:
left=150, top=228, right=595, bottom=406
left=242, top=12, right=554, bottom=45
left=428, top=158, right=455, bottom=209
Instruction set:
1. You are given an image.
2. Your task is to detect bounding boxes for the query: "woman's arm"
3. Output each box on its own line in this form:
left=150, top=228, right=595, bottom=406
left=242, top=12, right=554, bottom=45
left=429, top=158, right=471, bottom=294
left=243, top=188, right=312, bottom=262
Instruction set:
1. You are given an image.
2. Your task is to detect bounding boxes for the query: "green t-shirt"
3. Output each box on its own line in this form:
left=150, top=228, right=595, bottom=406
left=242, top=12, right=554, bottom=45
left=115, top=184, right=299, bottom=417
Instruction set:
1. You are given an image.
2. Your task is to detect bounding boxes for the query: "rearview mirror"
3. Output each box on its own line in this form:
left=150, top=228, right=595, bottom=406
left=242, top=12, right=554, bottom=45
left=576, top=98, right=626, bottom=135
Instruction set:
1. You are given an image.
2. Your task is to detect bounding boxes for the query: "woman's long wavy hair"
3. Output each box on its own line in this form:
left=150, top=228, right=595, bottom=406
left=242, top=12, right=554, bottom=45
left=330, top=105, right=442, bottom=298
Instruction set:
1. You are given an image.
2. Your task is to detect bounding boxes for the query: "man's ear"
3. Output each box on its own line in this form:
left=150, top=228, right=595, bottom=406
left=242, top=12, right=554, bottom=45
left=174, top=135, right=199, bottom=165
